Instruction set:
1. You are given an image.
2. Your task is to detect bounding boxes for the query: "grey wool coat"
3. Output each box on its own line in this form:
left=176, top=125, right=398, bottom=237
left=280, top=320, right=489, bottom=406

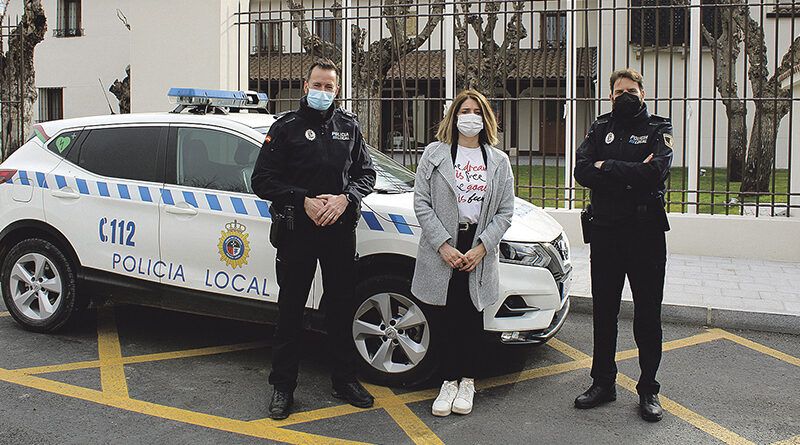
left=411, top=141, right=515, bottom=311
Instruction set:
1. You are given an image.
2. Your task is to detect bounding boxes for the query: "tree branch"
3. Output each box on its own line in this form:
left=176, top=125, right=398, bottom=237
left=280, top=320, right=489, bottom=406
left=285, top=0, right=341, bottom=61
left=733, top=3, right=769, bottom=97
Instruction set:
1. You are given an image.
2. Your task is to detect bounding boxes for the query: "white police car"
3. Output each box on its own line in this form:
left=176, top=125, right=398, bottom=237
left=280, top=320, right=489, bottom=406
left=0, top=88, right=571, bottom=385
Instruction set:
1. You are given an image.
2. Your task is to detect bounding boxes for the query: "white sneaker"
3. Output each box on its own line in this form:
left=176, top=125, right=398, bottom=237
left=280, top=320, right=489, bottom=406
left=452, top=378, right=475, bottom=415
left=432, top=380, right=459, bottom=416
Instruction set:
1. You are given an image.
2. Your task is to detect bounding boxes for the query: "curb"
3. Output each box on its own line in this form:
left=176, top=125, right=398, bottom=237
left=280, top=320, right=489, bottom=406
left=569, top=294, right=800, bottom=336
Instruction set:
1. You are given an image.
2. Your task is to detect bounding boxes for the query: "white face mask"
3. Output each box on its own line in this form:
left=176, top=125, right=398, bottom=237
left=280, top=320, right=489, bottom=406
left=457, top=113, right=484, bottom=138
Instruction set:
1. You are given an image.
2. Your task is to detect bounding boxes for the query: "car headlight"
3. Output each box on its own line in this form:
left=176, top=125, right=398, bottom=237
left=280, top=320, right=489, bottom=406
left=499, top=241, right=552, bottom=267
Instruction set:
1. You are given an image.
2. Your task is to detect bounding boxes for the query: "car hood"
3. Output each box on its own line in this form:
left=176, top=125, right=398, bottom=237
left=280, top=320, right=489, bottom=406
left=364, top=193, right=563, bottom=244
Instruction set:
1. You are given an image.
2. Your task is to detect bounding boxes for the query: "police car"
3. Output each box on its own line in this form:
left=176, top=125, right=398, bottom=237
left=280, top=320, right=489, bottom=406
left=0, top=88, right=571, bottom=385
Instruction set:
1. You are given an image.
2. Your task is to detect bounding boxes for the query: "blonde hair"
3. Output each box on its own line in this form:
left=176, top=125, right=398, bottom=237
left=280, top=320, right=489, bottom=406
left=436, top=89, right=499, bottom=146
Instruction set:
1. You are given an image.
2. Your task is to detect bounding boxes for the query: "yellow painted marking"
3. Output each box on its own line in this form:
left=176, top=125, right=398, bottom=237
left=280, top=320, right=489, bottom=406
left=384, top=402, right=445, bottom=445
left=0, top=367, right=367, bottom=445
left=713, top=329, right=800, bottom=368
left=616, top=374, right=756, bottom=445
left=0, top=311, right=10, bottom=317
left=17, top=341, right=269, bottom=375
left=771, top=435, right=800, bottom=445
left=1, top=323, right=739, bottom=444
left=548, top=338, right=591, bottom=360
left=365, top=383, right=444, bottom=445
left=96, top=307, right=129, bottom=398
left=615, top=330, right=726, bottom=362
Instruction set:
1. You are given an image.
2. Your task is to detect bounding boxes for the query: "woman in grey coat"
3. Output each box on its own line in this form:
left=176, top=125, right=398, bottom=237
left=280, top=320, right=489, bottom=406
left=412, top=89, right=515, bottom=417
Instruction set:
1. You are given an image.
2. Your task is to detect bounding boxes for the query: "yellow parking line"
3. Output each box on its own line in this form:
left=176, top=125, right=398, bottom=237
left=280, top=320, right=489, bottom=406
left=616, top=374, right=756, bottom=445
left=548, top=338, right=591, bottom=360
left=771, top=435, right=800, bottom=445
left=384, top=402, right=445, bottom=445
left=712, top=329, right=800, bottom=368
left=0, top=311, right=10, bottom=317
left=363, top=383, right=445, bottom=445
left=552, top=335, right=756, bottom=445
left=0, top=367, right=367, bottom=445
left=17, top=341, right=269, bottom=375
left=615, top=330, right=726, bottom=361
left=97, top=307, right=129, bottom=398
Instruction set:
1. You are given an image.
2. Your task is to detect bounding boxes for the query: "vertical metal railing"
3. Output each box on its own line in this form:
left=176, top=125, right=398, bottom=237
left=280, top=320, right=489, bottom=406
left=236, top=0, right=798, bottom=217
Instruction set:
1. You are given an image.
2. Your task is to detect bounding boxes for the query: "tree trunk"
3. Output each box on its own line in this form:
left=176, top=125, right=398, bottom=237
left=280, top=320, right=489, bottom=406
left=110, top=65, right=131, bottom=114
left=352, top=81, right=382, bottom=148
left=725, top=103, right=746, bottom=182
left=0, top=0, right=46, bottom=161
left=740, top=105, right=782, bottom=194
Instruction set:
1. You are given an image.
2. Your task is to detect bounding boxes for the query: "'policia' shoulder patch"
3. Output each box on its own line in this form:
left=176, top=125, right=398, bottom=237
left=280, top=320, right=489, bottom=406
left=663, top=133, right=674, bottom=149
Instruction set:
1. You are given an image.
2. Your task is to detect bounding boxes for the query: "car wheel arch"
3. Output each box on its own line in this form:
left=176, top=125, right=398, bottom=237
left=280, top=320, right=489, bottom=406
left=0, top=220, right=81, bottom=273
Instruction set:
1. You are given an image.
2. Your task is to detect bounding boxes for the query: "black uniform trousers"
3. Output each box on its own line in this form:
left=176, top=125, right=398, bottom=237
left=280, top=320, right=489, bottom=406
left=268, top=223, right=358, bottom=392
left=589, top=221, right=666, bottom=395
left=431, top=225, right=483, bottom=381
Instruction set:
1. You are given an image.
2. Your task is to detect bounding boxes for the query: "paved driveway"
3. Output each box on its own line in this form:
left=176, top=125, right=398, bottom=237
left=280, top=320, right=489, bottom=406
left=0, top=300, right=798, bottom=445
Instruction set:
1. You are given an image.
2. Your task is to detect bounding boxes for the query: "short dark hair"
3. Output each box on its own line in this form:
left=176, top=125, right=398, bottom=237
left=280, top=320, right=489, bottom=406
left=306, top=58, right=339, bottom=84
left=609, top=68, right=644, bottom=92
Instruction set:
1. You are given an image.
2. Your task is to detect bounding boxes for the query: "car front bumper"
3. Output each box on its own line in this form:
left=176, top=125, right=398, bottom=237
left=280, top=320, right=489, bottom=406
left=482, top=261, right=572, bottom=344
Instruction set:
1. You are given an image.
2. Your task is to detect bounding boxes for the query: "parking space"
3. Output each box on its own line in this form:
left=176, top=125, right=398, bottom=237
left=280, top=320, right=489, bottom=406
left=0, top=300, right=798, bottom=445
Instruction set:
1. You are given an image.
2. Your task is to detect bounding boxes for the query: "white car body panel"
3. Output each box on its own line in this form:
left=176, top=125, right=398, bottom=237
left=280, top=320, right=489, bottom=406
left=1, top=110, right=571, bottom=339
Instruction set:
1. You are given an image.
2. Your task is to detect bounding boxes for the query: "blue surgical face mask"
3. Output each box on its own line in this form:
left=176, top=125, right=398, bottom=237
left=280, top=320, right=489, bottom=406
left=306, top=88, right=335, bottom=111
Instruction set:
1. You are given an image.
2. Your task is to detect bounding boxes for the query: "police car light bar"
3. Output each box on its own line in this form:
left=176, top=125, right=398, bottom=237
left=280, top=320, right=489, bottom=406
left=167, top=88, right=270, bottom=110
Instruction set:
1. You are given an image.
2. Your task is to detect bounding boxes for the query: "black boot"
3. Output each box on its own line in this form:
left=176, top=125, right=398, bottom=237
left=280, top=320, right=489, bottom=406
left=269, top=388, right=294, bottom=420
left=574, top=384, right=617, bottom=409
left=332, top=381, right=375, bottom=408
left=639, top=393, right=663, bottom=422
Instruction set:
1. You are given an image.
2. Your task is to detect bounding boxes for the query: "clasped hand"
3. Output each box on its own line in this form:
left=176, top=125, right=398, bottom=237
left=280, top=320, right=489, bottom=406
left=304, top=194, right=349, bottom=226
left=438, top=242, right=487, bottom=272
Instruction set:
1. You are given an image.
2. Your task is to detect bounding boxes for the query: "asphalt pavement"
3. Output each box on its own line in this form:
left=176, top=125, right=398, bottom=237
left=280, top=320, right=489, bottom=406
left=0, top=299, right=798, bottom=445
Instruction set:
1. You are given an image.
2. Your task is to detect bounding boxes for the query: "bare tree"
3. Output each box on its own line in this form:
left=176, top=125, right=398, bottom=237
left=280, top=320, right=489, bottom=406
left=701, top=1, right=746, bottom=182
left=453, top=1, right=527, bottom=94
left=702, top=1, right=799, bottom=194
left=285, top=0, right=445, bottom=147
left=0, top=0, right=46, bottom=160
left=109, top=9, right=131, bottom=114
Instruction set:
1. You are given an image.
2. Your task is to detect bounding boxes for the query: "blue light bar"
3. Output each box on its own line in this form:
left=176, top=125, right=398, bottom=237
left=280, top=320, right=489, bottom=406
left=167, top=88, right=269, bottom=110
left=167, top=87, right=247, bottom=107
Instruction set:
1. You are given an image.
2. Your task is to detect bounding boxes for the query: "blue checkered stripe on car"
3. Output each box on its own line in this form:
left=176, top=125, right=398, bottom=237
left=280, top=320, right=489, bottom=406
left=5, top=170, right=416, bottom=235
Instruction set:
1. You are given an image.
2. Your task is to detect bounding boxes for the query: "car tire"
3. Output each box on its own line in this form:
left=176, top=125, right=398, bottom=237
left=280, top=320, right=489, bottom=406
left=351, top=274, right=441, bottom=387
left=1, top=238, right=79, bottom=333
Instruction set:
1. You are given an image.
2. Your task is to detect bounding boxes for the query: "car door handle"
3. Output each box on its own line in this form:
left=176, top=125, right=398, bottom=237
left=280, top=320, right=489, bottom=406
left=165, top=205, right=198, bottom=216
left=50, top=188, right=80, bottom=200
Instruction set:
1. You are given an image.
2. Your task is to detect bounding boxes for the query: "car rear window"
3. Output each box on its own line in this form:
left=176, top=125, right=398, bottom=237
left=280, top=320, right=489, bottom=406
left=78, top=127, right=161, bottom=182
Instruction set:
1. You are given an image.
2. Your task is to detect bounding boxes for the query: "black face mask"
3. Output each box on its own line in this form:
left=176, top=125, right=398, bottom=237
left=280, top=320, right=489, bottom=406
left=613, top=92, right=643, bottom=119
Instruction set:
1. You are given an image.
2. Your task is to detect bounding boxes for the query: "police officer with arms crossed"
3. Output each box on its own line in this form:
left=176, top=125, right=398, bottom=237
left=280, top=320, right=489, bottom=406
left=573, top=68, right=673, bottom=422
left=251, top=58, right=377, bottom=420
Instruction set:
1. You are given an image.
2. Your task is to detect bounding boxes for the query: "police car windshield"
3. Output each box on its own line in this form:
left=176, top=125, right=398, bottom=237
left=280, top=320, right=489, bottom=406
left=254, top=126, right=414, bottom=193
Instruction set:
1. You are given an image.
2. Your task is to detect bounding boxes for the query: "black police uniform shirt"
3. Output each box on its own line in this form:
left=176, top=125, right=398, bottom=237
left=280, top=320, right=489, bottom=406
left=250, top=97, right=377, bottom=229
left=574, top=102, right=674, bottom=230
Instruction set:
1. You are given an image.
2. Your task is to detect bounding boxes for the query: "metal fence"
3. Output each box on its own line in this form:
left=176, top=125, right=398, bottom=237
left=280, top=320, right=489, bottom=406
left=237, top=0, right=799, bottom=217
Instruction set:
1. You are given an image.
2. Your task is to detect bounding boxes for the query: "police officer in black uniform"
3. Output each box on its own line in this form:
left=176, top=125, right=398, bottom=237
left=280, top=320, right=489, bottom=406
left=573, top=68, right=673, bottom=422
left=251, top=59, right=377, bottom=420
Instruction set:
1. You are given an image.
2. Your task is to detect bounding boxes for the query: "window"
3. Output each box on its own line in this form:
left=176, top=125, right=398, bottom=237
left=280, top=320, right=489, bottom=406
left=175, top=128, right=260, bottom=193
left=315, top=18, right=342, bottom=49
left=252, top=20, right=281, bottom=53
left=55, top=0, right=82, bottom=37
left=47, top=129, right=81, bottom=158
left=78, top=127, right=161, bottom=183
left=629, top=0, right=688, bottom=47
left=541, top=12, right=566, bottom=48
left=38, top=88, right=63, bottom=122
